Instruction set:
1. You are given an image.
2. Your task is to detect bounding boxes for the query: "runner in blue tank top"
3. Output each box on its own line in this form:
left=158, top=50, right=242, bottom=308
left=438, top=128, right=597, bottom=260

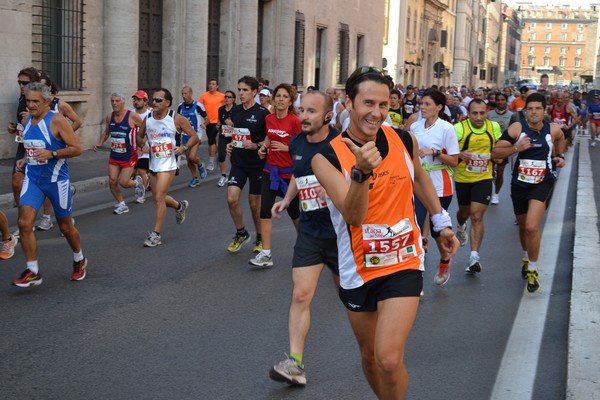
left=12, top=82, right=88, bottom=288
left=177, top=86, right=207, bottom=187
left=491, top=92, right=566, bottom=294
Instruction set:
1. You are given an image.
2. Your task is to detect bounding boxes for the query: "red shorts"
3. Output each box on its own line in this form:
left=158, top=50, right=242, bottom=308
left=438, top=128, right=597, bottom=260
left=109, top=157, right=137, bottom=169
left=591, top=119, right=600, bottom=127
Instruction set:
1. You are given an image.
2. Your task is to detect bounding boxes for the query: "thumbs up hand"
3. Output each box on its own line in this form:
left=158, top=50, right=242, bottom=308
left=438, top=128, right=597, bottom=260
left=341, top=137, right=382, bottom=173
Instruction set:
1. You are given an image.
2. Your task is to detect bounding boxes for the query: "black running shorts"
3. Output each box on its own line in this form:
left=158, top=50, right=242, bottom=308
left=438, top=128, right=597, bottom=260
left=292, top=230, right=339, bottom=275
left=511, top=180, right=555, bottom=216
left=455, top=179, right=493, bottom=206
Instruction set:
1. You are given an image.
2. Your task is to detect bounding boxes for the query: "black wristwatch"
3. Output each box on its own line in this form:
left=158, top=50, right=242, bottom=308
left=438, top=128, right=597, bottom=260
left=52, top=150, right=59, bottom=159
left=351, top=166, right=373, bottom=183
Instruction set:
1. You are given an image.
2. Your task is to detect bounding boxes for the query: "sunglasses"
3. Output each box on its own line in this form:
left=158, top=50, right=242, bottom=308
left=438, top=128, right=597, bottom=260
left=352, top=66, right=384, bottom=77
left=224, top=96, right=234, bottom=99
left=152, top=98, right=165, bottom=103
left=18, top=80, right=31, bottom=86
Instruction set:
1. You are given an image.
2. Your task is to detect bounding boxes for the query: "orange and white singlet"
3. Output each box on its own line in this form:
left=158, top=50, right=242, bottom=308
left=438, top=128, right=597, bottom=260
left=326, top=126, right=424, bottom=290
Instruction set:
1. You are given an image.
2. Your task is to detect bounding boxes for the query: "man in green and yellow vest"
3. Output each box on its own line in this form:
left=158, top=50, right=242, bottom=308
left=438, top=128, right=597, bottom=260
left=454, top=98, right=502, bottom=274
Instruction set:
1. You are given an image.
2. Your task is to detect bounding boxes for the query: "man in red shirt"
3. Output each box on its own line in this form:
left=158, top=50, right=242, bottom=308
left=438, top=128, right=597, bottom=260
left=199, top=78, right=226, bottom=171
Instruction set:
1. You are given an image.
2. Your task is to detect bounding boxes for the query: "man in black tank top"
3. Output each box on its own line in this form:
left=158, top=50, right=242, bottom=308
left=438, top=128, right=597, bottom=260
left=491, top=93, right=566, bottom=294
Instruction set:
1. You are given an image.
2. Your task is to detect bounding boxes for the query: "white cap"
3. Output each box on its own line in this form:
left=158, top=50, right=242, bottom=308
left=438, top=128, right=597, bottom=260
left=259, top=89, right=271, bottom=96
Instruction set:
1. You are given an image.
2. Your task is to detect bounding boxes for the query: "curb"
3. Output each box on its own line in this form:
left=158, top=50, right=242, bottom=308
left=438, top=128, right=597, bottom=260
left=567, top=138, right=600, bottom=399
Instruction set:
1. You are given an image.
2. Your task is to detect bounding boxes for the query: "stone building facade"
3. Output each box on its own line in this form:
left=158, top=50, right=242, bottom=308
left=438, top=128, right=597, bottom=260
left=0, top=0, right=384, bottom=159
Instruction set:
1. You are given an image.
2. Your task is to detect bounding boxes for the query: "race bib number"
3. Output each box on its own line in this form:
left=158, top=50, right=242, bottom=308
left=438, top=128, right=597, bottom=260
left=221, top=125, right=234, bottom=137
left=466, top=153, right=491, bottom=173
left=404, top=104, right=414, bottom=114
left=517, top=159, right=546, bottom=184
left=593, top=112, right=600, bottom=120
left=23, top=139, right=47, bottom=165
left=553, top=117, right=566, bottom=126
left=110, top=137, right=127, bottom=153
left=232, top=128, right=251, bottom=148
left=14, top=123, right=24, bottom=143
left=362, top=219, right=417, bottom=268
left=296, top=175, right=327, bottom=212
left=151, top=141, right=173, bottom=158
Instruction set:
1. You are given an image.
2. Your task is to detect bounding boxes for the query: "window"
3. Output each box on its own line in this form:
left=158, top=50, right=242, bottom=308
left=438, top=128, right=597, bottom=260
left=543, top=56, right=550, bottom=66
left=575, top=58, right=581, bottom=67
left=32, top=0, right=85, bottom=90
left=559, top=57, right=566, bottom=67
left=407, top=8, right=411, bottom=38
left=528, top=55, right=535, bottom=66
left=293, top=12, right=305, bottom=86
left=356, top=34, right=364, bottom=70
left=383, top=0, right=389, bottom=45
left=530, top=32, right=536, bottom=40
left=546, top=32, right=551, bottom=40
left=413, top=11, right=418, bottom=40
left=578, top=23, right=583, bottom=30
left=337, top=23, right=349, bottom=84
left=561, top=32, right=567, bottom=40
left=441, top=30, right=448, bottom=48
left=529, top=46, right=535, bottom=54
left=576, top=48, right=582, bottom=55
left=560, top=47, right=566, bottom=54
left=546, top=23, right=552, bottom=29
left=544, top=46, right=550, bottom=54
left=577, top=33, right=583, bottom=41
left=562, top=23, right=567, bottom=29
left=531, top=22, right=537, bottom=28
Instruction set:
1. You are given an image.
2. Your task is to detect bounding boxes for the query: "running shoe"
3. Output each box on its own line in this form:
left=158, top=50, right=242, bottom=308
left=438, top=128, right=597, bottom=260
left=206, top=161, right=215, bottom=171
left=37, top=215, right=54, bottom=231
left=249, top=251, right=273, bottom=267
left=175, top=200, right=188, bottom=224
left=490, top=193, right=499, bottom=205
left=70, top=185, right=77, bottom=197
left=227, top=232, right=251, bottom=253
left=71, top=258, right=87, bottom=281
left=12, top=269, right=43, bottom=288
left=465, top=256, right=482, bottom=274
left=269, top=355, right=307, bottom=386
left=144, top=232, right=162, bottom=247
left=136, top=196, right=146, bottom=204
left=217, top=175, right=228, bottom=187
left=591, top=141, right=597, bottom=148
left=434, top=261, right=451, bottom=285
left=134, top=176, right=146, bottom=199
left=456, top=223, right=468, bottom=247
left=198, top=164, right=208, bottom=179
left=188, top=177, right=200, bottom=188
left=253, top=239, right=263, bottom=253
left=526, top=269, right=540, bottom=293
left=521, top=258, right=530, bottom=280
left=0, top=242, right=14, bottom=260
left=113, top=203, right=129, bottom=215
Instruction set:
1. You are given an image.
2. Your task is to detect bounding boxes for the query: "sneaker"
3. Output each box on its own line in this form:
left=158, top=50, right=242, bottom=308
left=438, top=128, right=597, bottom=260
left=70, top=185, right=77, bottom=197
left=206, top=161, right=215, bottom=171
left=144, top=232, right=162, bottom=247
left=113, top=203, right=129, bottom=215
left=269, top=356, right=307, bottom=386
left=37, top=215, right=54, bottom=231
left=591, top=141, right=597, bottom=148
left=175, top=200, right=188, bottom=224
left=249, top=251, right=273, bottom=267
left=198, top=164, right=208, bottom=179
left=490, top=193, right=499, bottom=205
left=12, top=269, right=43, bottom=288
left=134, top=176, right=146, bottom=199
left=0, top=241, right=15, bottom=260
left=465, top=257, right=482, bottom=274
left=217, top=175, right=228, bottom=187
left=227, top=232, right=251, bottom=253
left=526, top=269, right=540, bottom=293
left=188, top=177, right=200, bottom=188
left=521, top=258, right=530, bottom=280
left=456, top=224, right=468, bottom=247
left=434, top=261, right=451, bottom=285
left=71, top=258, right=87, bottom=281
left=136, top=196, right=146, bottom=204
left=12, top=228, right=20, bottom=239
left=253, top=239, right=263, bottom=253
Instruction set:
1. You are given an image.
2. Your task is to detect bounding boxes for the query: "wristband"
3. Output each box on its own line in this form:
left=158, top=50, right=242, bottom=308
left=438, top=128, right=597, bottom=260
left=182, top=145, right=189, bottom=151
left=431, top=209, right=452, bottom=233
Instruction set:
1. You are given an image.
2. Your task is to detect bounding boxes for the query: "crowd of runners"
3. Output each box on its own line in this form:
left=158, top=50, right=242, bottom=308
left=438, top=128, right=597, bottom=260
left=5, top=64, right=588, bottom=399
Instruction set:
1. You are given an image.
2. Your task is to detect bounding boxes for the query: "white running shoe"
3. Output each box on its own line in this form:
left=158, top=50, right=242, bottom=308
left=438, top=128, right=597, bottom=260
left=136, top=196, right=146, bottom=204
left=217, top=176, right=228, bottom=187
left=37, top=215, right=54, bottom=231
left=144, top=232, right=162, bottom=247
left=113, top=203, right=129, bottom=215
left=134, top=176, right=145, bottom=199
left=249, top=251, right=273, bottom=267
left=206, top=161, right=215, bottom=171
left=490, top=193, right=499, bottom=205
left=456, top=223, right=468, bottom=247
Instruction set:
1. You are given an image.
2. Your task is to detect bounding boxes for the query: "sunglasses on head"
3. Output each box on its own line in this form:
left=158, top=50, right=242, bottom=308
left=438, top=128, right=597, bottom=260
left=152, top=98, right=165, bottom=103
left=352, top=66, right=384, bottom=77
left=18, top=80, right=31, bottom=86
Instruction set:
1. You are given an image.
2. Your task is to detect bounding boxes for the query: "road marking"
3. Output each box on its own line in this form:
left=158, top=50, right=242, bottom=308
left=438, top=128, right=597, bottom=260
left=490, top=146, right=573, bottom=399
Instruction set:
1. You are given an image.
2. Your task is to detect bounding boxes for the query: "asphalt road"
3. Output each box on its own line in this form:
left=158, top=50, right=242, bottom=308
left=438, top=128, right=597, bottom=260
left=0, top=151, right=576, bottom=399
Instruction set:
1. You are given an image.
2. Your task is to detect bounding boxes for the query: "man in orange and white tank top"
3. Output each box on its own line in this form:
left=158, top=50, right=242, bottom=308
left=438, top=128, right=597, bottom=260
left=312, top=67, right=459, bottom=399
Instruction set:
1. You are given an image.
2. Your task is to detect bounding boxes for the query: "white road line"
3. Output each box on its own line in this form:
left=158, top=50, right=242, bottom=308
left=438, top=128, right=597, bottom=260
left=490, top=146, right=573, bottom=400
